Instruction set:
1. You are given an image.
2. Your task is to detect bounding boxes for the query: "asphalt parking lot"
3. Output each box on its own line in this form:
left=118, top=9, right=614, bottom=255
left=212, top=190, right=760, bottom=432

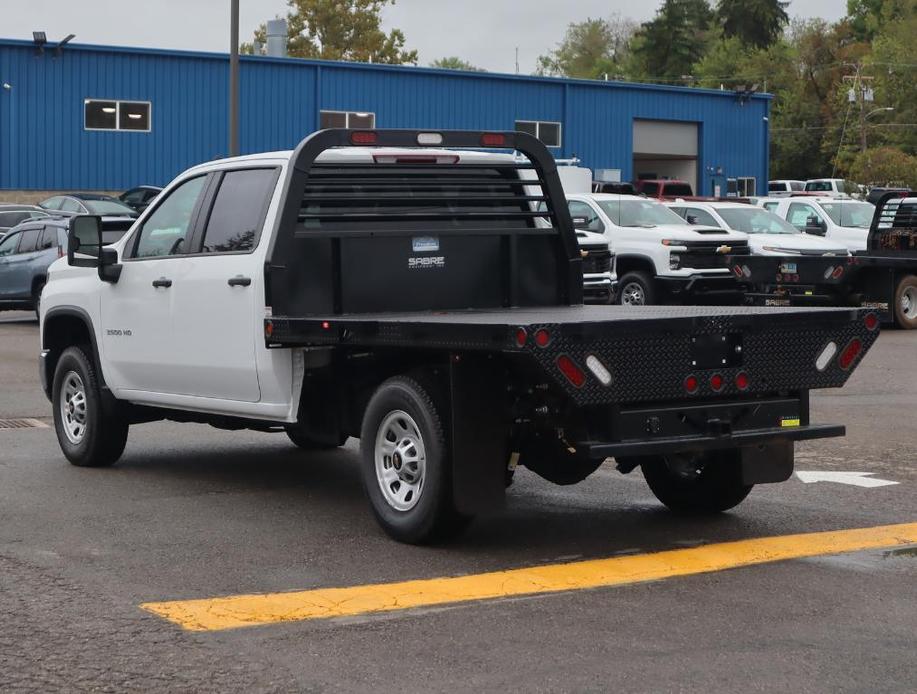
left=1, top=310, right=914, bottom=693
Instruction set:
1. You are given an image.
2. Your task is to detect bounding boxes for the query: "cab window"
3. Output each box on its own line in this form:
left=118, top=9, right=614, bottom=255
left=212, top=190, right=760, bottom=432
left=60, top=198, right=84, bottom=213
left=38, top=226, right=59, bottom=251
left=684, top=207, right=720, bottom=227
left=17, top=228, right=41, bottom=253
left=567, top=200, right=604, bottom=234
left=133, top=176, right=207, bottom=258
left=787, top=203, right=821, bottom=230
left=200, top=169, right=277, bottom=253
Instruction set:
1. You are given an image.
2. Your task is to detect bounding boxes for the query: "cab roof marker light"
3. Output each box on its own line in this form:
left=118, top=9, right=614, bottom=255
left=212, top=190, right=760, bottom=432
left=417, top=132, right=443, bottom=146
left=350, top=131, right=377, bottom=145
left=480, top=133, right=505, bottom=147
left=585, top=355, right=612, bottom=386
left=815, top=341, right=837, bottom=371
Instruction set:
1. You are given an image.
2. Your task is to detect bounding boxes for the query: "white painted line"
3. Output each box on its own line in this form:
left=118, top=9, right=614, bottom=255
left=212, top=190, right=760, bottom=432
left=796, top=471, right=899, bottom=488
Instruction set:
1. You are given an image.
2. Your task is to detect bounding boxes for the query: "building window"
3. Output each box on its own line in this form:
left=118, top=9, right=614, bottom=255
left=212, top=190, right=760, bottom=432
left=84, top=99, right=151, bottom=132
left=515, top=120, right=562, bottom=148
left=737, top=177, right=756, bottom=197
left=320, top=110, right=376, bottom=129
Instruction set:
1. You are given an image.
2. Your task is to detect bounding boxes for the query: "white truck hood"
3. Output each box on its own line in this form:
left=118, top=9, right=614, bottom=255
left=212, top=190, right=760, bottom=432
left=639, top=224, right=748, bottom=243
left=746, top=232, right=849, bottom=256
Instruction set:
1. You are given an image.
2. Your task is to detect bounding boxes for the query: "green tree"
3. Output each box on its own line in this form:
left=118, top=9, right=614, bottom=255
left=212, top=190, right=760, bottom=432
left=245, top=0, right=417, bottom=64
left=715, top=0, right=789, bottom=49
left=848, top=147, right=917, bottom=187
left=429, top=57, right=485, bottom=72
left=629, top=0, right=715, bottom=83
left=536, top=16, right=636, bottom=79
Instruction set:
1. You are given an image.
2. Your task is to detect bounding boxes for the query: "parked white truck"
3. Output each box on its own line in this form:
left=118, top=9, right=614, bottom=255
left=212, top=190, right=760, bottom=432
left=564, top=193, right=750, bottom=305
left=38, top=129, right=878, bottom=543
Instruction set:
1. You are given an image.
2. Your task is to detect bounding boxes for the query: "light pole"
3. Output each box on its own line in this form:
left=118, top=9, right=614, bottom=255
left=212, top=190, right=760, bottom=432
left=862, top=106, right=894, bottom=152
left=229, top=0, right=239, bottom=157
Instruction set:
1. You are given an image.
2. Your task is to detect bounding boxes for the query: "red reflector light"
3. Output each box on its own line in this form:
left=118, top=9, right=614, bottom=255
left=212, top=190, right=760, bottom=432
left=321, top=321, right=331, bottom=330
left=515, top=328, right=527, bottom=348
left=534, top=328, right=551, bottom=348
left=864, top=313, right=879, bottom=331
left=350, top=131, right=378, bottom=145
left=710, top=374, right=724, bottom=392
left=480, top=133, right=506, bottom=147
left=838, top=338, right=862, bottom=370
left=732, top=265, right=744, bottom=278
left=832, top=266, right=844, bottom=279
left=735, top=372, right=750, bottom=391
left=265, top=321, right=274, bottom=338
left=556, top=355, right=586, bottom=388
left=684, top=375, right=699, bottom=394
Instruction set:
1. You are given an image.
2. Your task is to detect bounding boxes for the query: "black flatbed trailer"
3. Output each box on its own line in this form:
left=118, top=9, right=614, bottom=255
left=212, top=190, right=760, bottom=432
left=259, top=129, right=879, bottom=543
left=730, top=191, right=917, bottom=329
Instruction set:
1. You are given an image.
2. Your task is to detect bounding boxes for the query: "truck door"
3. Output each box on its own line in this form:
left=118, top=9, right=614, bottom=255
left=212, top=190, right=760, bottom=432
left=167, top=167, right=278, bottom=403
left=100, top=175, right=208, bottom=395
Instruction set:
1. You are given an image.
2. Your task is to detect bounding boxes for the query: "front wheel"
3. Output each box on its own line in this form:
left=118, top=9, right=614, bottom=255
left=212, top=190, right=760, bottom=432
left=617, top=271, right=656, bottom=306
left=359, top=375, right=469, bottom=544
left=894, top=275, right=917, bottom=329
left=638, top=450, right=752, bottom=514
left=52, top=346, right=128, bottom=467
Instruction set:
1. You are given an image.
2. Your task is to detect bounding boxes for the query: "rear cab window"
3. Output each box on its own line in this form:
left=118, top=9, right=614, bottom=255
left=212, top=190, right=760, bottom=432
left=200, top=168, right=278, bottom=253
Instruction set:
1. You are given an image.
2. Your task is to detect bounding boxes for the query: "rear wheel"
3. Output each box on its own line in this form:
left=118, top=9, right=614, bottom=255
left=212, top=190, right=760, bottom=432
left=894, top=275, right=917, bottom=329
left=617, top=271, right=656, bottom=306
left=52, top=346, right=128, bottom=468
left=359, top=375, right=469, bottom=544
left=638, top=449, right=752, bottom=514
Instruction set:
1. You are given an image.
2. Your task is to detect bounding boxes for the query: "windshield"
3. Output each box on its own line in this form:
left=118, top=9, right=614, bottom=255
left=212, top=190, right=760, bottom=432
left=717, top=207, right=799, bottom=234
left=820, top=202, right=873, bottom=228
left=598, top=199, right=688, bottom=228
left=85, top=199, right=136, bottom=216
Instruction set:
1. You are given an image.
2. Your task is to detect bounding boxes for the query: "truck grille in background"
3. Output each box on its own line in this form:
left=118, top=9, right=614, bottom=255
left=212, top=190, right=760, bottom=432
left=581, top=248, right=612, bottom=274
left=681, top=240, right=750, bottom=270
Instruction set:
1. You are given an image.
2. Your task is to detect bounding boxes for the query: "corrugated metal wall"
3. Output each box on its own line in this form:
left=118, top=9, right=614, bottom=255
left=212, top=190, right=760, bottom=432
left=0, top=39, right=769, bottom=194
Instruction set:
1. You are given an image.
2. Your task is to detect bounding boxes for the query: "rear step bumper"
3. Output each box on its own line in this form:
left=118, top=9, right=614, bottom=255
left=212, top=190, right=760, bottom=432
left=579, top=423, right=844, bottom=458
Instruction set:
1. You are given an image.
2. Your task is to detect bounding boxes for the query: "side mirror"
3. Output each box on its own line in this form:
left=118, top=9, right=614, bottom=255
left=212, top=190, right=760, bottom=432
left=572, top=216, right=590, bottom=229
left=67, top=215, right=102, bottom=267
left=804, top=216, right=826, bottom=236
left=686, top=214, right=699, bottom=225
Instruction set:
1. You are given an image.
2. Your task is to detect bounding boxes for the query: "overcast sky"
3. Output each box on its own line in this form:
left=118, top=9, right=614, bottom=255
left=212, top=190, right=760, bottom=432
left=5, top=0, right=847, bottom=74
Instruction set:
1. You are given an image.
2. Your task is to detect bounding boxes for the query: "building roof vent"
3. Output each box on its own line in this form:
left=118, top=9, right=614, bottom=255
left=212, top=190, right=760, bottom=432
left=266, top=19, right=288, bottom=58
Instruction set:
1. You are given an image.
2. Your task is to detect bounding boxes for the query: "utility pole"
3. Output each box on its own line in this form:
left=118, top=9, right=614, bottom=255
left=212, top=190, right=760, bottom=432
left=842, top=65, right=875, bottom=154
left=229, top=0, right=240, bottom=157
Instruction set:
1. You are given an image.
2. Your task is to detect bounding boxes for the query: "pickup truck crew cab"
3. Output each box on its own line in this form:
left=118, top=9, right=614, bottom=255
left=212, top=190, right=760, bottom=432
left=566, top=193, right=750, bottom=306
left=773, top=196, right=875, bottom=252
left=40, top=129, right=878, bottom=543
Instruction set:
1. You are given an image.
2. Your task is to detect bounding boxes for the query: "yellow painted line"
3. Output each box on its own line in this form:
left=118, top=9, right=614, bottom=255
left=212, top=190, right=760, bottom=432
left=142, top=522, right=917, bottom=632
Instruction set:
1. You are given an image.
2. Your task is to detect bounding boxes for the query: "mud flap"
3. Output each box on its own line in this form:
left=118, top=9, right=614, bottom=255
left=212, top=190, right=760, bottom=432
left=739, top=441, right=794, bottom=485
left=449, top=354, right=506, bottom=515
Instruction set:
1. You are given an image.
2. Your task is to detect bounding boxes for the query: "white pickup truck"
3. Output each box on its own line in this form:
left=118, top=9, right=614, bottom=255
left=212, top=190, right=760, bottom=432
left=564, top=193, right=750, bottom=305
left=38, top=129, right=879, bottom=543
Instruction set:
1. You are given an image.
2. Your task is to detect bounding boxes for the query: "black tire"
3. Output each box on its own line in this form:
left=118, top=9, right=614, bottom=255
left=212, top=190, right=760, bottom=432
left=33, top=280, right=45, bottom=320
left=617, top=271, right=656, bottom=306
left=359, top=375, right=470, bottom=544
left=893, top=275, right=917, bottom=330
left=284, top=428, right=346, bottom=450
left=52, top=345, right=128, bottom=468
left=639, top=449, right=752, bottom=514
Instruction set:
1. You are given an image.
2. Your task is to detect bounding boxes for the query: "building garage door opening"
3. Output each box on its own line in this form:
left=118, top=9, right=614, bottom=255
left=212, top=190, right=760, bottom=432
left=633, top=120, right=699, bottom=194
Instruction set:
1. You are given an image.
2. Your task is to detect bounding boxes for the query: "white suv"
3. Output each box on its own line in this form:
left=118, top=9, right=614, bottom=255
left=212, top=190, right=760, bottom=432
left=565, top=194, right=748, bottom=306
left=666, top=201, right=849, bottom=257
left=772, top=197, right=875, bottom=252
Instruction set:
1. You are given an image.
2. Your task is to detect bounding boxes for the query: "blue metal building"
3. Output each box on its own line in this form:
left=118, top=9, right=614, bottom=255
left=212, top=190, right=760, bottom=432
left=0, top=38, right=770, bottom=195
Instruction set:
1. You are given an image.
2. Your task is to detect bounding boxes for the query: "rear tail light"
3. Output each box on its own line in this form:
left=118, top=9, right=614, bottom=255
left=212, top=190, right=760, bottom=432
left=265, top=321, right=274, bottom=338
left=684, top=375, right=699, bottom=394
left=515, top=328, right=527, bottom=348
left=732, top=265, right=744, bottom=278
left=815, top=341, right=837, bottom=371
left=838, top=338, right=862, bottom=370
left=350, top=131, right=378, bottom=145
left=556, top=355, right=586, bottom=388
left=735, top=372, right=750, bottom=391
left=480, top=133, right=506, bottom=147
left=585, top=355, right=612, bottom=386
left=710, top=374, right=724, bottom=392
left=864, top=313, right=879, bottom=331
left=534, top=328, right=551, bottom=348
left=831, top=266, right=844, bottom=279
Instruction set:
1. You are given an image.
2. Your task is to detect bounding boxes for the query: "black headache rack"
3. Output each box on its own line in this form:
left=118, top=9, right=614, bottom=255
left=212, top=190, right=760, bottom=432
left=264, top=128, right=583, bottom=324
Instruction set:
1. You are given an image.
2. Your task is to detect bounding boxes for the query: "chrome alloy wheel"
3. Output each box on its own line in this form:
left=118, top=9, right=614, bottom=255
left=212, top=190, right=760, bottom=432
left=621, top=281, right=646, bottom=306
left=903, top=286, right=916, bottom=320
left=375, top=410, right=426, bottom=512
left=60, top=371, right=88, bottom=445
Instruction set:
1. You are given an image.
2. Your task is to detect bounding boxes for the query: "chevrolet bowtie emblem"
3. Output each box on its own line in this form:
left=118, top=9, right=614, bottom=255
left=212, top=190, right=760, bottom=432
left=716, top=245, right=732, bottom=254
